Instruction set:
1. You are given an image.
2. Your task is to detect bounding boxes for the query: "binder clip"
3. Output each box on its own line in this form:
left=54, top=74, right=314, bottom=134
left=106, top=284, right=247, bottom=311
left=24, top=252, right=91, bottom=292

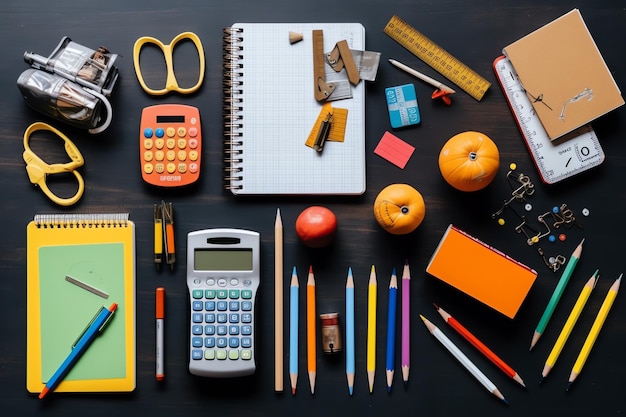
left=17, top=37, right=120, bottom=134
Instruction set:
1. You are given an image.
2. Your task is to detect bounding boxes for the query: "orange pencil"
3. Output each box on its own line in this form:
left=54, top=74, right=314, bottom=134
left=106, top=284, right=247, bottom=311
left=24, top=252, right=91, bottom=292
left=307, top=266, right=317, bottom=394
left=434, top=304, right=526, bottom=387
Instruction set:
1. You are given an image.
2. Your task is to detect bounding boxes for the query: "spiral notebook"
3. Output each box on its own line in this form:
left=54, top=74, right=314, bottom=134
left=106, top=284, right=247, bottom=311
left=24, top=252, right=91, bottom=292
left=26, top=213, right=136, bottom=394
left=223, top=23, right=366, bottom=195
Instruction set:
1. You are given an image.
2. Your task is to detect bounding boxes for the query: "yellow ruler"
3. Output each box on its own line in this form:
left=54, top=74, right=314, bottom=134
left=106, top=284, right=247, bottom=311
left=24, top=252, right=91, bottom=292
left=384, top=15, right=491, bottom=101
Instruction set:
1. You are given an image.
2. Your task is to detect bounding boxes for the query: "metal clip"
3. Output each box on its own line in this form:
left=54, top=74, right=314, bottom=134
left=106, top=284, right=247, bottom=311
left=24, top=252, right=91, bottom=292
left=538, top=247, right=567, bottom=272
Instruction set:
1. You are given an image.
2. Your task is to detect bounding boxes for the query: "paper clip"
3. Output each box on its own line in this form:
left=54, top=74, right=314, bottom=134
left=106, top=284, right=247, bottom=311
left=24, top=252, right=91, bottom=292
left=133, top=32, right=205, bottom=95
left=22, top=122, right=85, bottom=206
left=154, top=201, right=175, bottom=270
left=537, top=247, right=567, bottom=272
left=491, top=164, right=535, bottom=219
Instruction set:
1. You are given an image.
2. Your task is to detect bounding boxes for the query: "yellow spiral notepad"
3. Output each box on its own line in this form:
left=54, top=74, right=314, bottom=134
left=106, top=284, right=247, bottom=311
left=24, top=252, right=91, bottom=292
left=26, top=213, right=136, bottom=394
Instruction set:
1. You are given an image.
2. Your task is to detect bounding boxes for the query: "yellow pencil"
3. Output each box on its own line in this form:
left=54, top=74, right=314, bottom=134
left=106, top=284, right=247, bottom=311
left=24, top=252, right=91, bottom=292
left=367, top=265, right=377, bottom=393
left=566, top=273, right=621, bottom=391
left=307, top=266, right=317, bottom=394
left=540, top=270, right=599, bottom=383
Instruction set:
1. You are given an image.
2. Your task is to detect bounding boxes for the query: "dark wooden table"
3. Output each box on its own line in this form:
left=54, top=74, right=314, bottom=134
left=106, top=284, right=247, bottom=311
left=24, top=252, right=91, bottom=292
left=1, top=1, right=625, bottom=416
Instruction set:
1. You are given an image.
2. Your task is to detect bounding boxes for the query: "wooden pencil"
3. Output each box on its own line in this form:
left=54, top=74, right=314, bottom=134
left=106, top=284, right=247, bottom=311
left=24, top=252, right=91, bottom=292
left=274, top=208, right=283, bottom=392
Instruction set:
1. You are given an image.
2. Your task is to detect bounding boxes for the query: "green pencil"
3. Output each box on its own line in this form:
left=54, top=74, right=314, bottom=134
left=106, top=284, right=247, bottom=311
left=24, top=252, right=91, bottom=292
left=530, top=238, right=584, bottom=351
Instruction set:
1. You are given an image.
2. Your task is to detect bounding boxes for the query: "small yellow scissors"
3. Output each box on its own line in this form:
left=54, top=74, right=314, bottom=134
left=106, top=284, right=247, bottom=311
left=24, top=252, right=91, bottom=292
left=22, top=122, right=85, bottom=206
left=133, top=31, right=205, bottom=95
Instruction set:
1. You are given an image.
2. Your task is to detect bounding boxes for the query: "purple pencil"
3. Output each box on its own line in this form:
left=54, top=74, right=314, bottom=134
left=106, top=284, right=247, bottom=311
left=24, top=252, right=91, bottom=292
left=401, top=260, right=411, bottom=387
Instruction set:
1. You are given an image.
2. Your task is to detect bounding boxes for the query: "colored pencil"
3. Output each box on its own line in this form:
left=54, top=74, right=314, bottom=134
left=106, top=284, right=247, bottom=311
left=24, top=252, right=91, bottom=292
left=530, top=238, right=584, bottom=351
left=367, top=265, right=377, bottom=393
left=346, top=267, right=355, bottom=396
left=541, top=270, right=599, bottom=383
left=274, top=208, right=283, bottom=392
left=388, top=58, right=456, bottom=94
left=289, top=267, right=299, bottom=395
left=434, top=304, right=526, bottom=388
left=386, top=269, right=398, bottom=393
left=307, top=266, right=316, bottom=394
left=420, top=315, right=508, bottom=404
left=567, top=273, right=621, bottom=391
left=401, top=260, right=410, bottom=388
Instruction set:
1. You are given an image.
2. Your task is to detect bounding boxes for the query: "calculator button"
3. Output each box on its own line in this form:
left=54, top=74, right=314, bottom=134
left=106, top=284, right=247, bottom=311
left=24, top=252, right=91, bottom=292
left=242, top=290, right=253, bottom=299
left=192, top=313, right=203, bottom=323
left=189, top=163, right=199, bottom=174
left=155, top=150, right=164, bottom=161
left=241, top=338, right=252, bottom=348
left=192, top=325, right=203, bottom=335
left=192, top=350, right=203, bottom=360
left=217, top=302, right=227, bottom=311
left=143, top=163, right=154, bottom=174
left=241, top=349, right=252, bottom=360
left=217, top=279, right=227, bottom=288
left=178, top=150, right=187, bottom=161
left=166, top=163, right=176, bottom=174
left=189, top=150, right=199, bottom=161
left=155, top=163, right=165, bottom=174
left=217, top=325, right=227, bottom=335
left=192, top=301, right=203, bottom=311
left=166, top=127, right=176, bottom=138
left=178, top=163, right=187, bottom=174
left=143, top=151, right=153, bottom=161
left=205, top=313, right=215, bottom=323
left=242, top=301, right=252, bottom=311
left=192, top=289, right=203, bottom=299
left=189, top=138, right=199, bottom=148
left=205, top=301, right=215, bottom=311
left=190, top=117, right=198, bottom=125
left=243, top=279, right=252, bottom=287
left=217, top=338, right=227, bottom=348
left=241, top=325, right=252, bottom=335
left=229, top=338, right=239, bottom=348
left=241, top=313, right=252, bottom=323
left=192, top=337, right=203, bottom=348
left=229, top=325, right=239, bottom=335
left=205, top=325, right=215, bottom=335
left=217, top=289, right=228, bottom=298
left=205, top=289, right=216, bottom=298
left=189, top=127, right=198, bottom=138
left=178, top=138, right=187, bottom=149
left=166, top=150, right=176, bottom=161
left=205, top=337, right=215, bottom=347
left=143, top=128, right=154, bottom=138
left=177, top=127, right=187, bottom=137
left=206, top=278, right=216, bottom=286
left=229, top=313, right=240, bottom=322
left=155, top=138, right=165, bottom=149
left=217, top=313, right=227, bottom=323
left=230, top=279, right=240, bottom=287
left=216, top=350, right=227, bottom=360
left=205, top=350, right=216, bottom=360
left=229, top=350, right=239, bottom=360
left=229, top=301, right=240, bottom=311
left=144, top=139, right=153, bottom=149
left=229, top=289, right=240, bottom=298
left=155, top=128, right=165, bottom=138
left=166, top=138, right=176, bottom=149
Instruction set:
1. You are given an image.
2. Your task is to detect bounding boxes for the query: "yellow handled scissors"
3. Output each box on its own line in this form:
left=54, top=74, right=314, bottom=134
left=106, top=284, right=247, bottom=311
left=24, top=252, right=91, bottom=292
left=133, top=31, right=205, bottom=95
left=22, top=122, right=85, bottom=206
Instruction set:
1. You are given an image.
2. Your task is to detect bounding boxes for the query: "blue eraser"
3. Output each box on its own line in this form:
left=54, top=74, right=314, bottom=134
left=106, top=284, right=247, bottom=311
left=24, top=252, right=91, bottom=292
left=385, top=84, right=420, bottom=128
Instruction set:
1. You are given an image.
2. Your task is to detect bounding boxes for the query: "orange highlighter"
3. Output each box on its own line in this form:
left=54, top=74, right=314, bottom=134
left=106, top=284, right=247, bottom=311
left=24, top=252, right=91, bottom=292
left=156, top=287, right=165, bottom=381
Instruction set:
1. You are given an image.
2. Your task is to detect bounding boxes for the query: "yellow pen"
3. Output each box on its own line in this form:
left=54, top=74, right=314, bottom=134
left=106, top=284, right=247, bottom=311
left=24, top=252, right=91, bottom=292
left=154, top=204, right=163, bottom=269
left=540, top=270, right=598, bottom=382
left=567, top=273, right=622, bottom=390
left=367, top=265, right=377, bottom=394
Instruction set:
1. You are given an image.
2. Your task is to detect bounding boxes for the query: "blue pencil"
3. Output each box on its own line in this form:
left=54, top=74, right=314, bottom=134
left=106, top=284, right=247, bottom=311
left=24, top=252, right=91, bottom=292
left=386, top=268, right=398, bottom=393
left=289, top=266, right=299, bottom=395
left=346, top=267, right=355, bottom=395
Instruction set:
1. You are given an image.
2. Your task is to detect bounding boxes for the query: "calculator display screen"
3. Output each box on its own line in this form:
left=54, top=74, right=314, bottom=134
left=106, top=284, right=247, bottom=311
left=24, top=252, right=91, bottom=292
left=156, top=115, right=185, bottom=123
left=194, top=248, right=253, bottom=271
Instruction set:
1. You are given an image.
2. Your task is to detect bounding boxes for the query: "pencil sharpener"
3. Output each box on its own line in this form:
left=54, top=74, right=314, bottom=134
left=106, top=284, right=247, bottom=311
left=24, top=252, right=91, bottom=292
left=17, top=37, right=120, bottom=134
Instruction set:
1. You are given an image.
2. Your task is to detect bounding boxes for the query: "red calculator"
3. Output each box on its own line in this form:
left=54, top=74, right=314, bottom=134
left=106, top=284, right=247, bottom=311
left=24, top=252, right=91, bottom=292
left=140, top=104, right=201, bottom=187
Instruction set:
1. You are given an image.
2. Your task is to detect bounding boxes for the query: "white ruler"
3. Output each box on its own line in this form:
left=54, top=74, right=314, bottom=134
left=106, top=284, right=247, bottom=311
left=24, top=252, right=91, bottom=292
left=493, top=55, right=604, bottom=184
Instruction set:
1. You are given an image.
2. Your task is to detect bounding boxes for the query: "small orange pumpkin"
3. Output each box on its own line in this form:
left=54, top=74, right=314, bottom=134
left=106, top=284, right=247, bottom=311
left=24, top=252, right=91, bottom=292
left=373, top=183, right=426, bottom=235
left=438, top=131, right=500, bottom=192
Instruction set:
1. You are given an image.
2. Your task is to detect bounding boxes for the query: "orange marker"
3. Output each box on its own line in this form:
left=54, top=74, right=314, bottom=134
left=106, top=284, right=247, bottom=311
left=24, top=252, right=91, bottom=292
left=307, top=266, right=317, bottom=394
left=156, top=287, right=165, bottom=381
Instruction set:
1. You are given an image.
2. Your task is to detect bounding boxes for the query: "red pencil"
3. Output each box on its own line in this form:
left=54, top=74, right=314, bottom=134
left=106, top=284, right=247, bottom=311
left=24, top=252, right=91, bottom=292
left=434, top=304, right=526, bottom=388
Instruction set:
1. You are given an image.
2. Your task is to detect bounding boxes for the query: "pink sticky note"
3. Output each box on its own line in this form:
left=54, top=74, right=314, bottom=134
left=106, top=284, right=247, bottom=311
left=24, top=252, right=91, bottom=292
left=374, top=131, right=415, bottom=169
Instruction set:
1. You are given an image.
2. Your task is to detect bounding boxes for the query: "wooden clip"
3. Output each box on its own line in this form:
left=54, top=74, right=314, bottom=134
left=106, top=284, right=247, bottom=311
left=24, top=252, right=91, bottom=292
left=313, top=30, right=335, bottom=101
left=326, top=40, right=360, bottom=85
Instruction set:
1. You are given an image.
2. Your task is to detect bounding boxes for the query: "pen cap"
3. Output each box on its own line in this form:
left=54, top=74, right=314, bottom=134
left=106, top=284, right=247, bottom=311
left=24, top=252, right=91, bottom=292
left=156, top=287, right=165, bottom=319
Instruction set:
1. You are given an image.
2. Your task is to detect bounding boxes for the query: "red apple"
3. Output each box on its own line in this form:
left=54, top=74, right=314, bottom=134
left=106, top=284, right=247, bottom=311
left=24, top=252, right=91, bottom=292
left=295, top=206, right=337, bottom=248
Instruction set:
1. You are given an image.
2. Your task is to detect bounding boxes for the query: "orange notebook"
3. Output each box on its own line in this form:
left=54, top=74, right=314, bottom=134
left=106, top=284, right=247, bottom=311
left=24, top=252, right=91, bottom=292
left=426, top=225, right=537, bottom=319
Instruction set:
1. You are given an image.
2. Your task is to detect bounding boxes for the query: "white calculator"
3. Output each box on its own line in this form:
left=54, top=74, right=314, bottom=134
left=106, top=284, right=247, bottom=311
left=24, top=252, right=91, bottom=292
left=186, top=228, right=260, bottom=377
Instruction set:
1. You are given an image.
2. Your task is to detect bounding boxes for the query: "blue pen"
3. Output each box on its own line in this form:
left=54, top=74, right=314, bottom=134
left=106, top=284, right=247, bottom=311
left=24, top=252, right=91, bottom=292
left=289, top=267, right=299, bottom=395
left=346, top=267, right=355, bottom=396
left=39, top=303, right=118, bottom=399
left=385, top=269, right=398, bottom=393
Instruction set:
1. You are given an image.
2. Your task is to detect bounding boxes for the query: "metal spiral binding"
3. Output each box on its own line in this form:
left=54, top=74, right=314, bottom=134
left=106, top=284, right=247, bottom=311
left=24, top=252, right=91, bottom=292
left=34, top=213, right=129, bottom=228
left=223, top=27, right=245, bottom=190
